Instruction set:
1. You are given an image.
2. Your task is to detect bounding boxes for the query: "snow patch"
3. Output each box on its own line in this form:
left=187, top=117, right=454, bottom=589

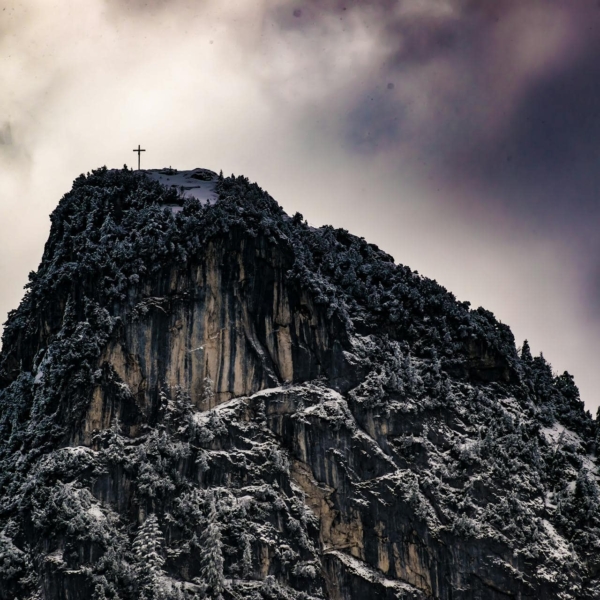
left=62, top=446, right=96, bottom=456
left=542, top=422, right=598, bottom=476
left=249, top=385, right=294, bottom=399
left=541, top=423, right=581, bottom=449
left=45, top=549, right=65, bottom=565
left=540, top=519, right=573, bottom=563
left=88, top=505, right=106, bottom=521
left=145, top=168, right=219, bottom=207
left=326, top=549, right=421, bottom=592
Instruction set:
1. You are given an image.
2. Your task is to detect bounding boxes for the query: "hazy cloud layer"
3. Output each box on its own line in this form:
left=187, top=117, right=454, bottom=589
left=265, top=1, right=600, bottom=228
left=2, top=0, right=600, bottom=410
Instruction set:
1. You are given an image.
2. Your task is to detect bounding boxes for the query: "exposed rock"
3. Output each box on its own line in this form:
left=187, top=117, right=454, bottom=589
left=0, top=167, right=598, bottom=600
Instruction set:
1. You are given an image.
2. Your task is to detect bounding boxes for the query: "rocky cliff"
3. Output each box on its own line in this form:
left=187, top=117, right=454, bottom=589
left=0, top=167, right=598, bottom=600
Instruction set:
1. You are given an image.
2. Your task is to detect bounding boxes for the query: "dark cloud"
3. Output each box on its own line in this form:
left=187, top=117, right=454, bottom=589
left=0, top=121, right=25, bottom=163
left=268, top=1, right=600, bottom=232
left=462, top=47, right=600, bottom=228
left=273, top=0, right=400, bottom=31
left=383, top=13, right=475, bottom=67
left=0, top=123, right=12, bottom=146
left=345, top=86, right=405, bottom=154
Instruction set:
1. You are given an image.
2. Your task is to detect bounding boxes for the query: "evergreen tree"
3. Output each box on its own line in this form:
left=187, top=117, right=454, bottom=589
left=133, top=513, right=165, bottom=593
left=198, top=493, right=224, bottom=597
left=202, top=377, right=214, bottom=409
left=241, top=533, right=253, bottom=578
left=572, top=468, right=600, bottom=529
left=521, top=339, right=532, bottom=362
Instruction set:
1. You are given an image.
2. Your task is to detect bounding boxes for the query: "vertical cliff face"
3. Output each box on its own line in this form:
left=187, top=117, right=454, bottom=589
left=79, top=230, right=352, bottom=445
left=0, top=167, right=598, bottom=600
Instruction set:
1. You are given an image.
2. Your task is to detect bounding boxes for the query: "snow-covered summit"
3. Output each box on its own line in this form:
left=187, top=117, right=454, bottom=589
left=145, top=167, right=219, bottom=206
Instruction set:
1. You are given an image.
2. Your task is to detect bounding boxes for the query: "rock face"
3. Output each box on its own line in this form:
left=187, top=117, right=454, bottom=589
left=0, top=167, right=599, bottom=600
left=79, top=230, right=351, bottom=445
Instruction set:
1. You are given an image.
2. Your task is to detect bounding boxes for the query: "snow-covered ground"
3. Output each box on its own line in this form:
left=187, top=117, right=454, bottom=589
left=145, top=168, right=219, bottom=208
left=542, top=422, right=598, bottom=477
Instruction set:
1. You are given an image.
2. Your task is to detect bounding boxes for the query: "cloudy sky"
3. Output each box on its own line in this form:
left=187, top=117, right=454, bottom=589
left=2, top=0, right=600, bottom=412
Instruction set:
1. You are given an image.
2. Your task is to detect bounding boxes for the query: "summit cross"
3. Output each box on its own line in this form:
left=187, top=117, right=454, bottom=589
left=133, top=145, right=146, bottom=170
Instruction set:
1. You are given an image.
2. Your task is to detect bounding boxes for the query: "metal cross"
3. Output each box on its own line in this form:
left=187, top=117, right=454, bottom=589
left=133, top=145, right=146, bottom=170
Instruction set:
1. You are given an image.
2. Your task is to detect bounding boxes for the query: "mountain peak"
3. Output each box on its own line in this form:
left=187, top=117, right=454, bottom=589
left=0, top=166, right=597, bottom=600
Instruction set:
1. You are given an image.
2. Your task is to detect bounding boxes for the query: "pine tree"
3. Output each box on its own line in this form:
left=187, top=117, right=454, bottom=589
left=198, top=493, right=224, bottom=596
left=572, top=468, right=600, bottom=528
left=201, top=377, right=214, bottom=409
left=521, top=339, right=532, bottom=362
left=133, top=513, right=165, bottom=590
left=241, top=533, right=253, bottom=578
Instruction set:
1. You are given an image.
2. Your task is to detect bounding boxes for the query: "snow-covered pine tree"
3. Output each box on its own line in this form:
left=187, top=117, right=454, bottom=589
left=198, top=493, right=224, bottom=597
left=133, top=513, right=165, bottom=593
left=241, top=533, right=253, bottom=579
left=521, top=339, right=533, bottom=362
left=201, top=377, right=214, bottom=409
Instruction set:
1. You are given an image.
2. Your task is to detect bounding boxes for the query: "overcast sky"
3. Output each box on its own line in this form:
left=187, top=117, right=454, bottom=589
left=2, top=0, right=600, bottom=412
